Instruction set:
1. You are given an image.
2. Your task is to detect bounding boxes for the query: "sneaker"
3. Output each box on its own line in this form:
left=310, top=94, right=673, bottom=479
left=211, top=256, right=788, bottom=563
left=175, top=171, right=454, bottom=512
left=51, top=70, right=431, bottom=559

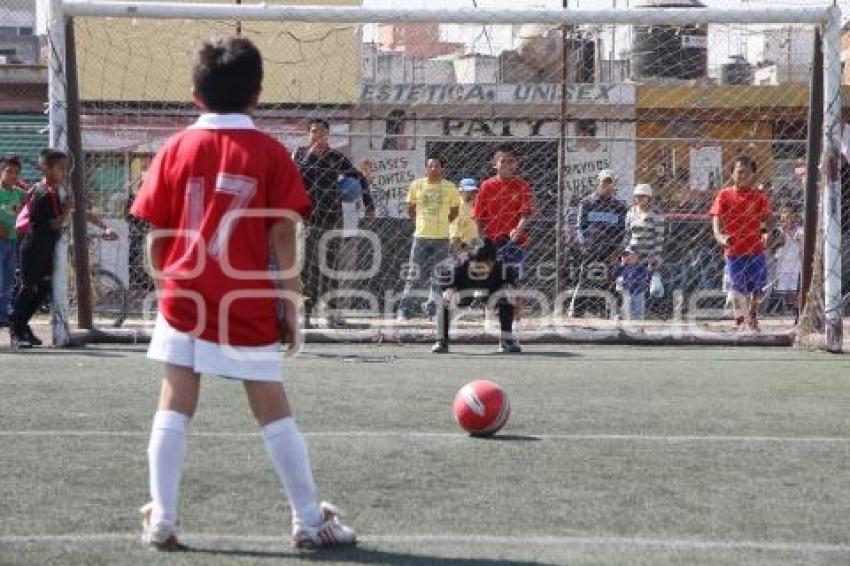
left=10, top=331, right=31, bottom=350
left=140, top=502, right=187, bottom=552
left=431, top=341, right=449, bottom=354
left=498, top=339, right=522, bottom=354
left=24, top=326, right=42, bottom=347
left=747, top=315, right=761, bottom=333
left=292, top=501, right=356, bottom=549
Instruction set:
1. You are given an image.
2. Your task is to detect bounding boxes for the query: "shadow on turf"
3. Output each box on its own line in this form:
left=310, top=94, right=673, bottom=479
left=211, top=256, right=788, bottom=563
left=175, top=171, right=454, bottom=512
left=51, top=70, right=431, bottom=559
left=480, top=434, right=541, bottom=442
left=461, top=350, right=581, bottom=359
left=184, top=544, right=551, bottom=565
left=0, top=347, right=126, bottom=358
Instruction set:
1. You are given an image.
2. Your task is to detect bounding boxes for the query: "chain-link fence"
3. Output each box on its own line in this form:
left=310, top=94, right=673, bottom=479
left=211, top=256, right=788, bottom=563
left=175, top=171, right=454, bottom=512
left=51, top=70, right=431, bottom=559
left=5, top=2, right=847, bottom=346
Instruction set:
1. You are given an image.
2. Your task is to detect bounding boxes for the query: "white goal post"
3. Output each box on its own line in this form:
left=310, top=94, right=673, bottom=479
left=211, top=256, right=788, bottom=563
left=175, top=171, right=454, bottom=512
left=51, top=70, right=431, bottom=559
left=44, top=1, right=842, bottom=349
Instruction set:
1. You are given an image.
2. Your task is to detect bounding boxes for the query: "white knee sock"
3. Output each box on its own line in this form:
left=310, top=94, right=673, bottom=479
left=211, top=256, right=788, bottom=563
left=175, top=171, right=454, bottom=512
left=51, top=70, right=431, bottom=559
left=261, top=417, right=322, bottom=527
left=147, top=410, right=190, bottom=526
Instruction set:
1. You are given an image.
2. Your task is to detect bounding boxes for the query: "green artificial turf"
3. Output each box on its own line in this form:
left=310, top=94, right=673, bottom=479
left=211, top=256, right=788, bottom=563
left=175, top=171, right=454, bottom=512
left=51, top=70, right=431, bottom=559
left=1, top=344, right=849, bottom=565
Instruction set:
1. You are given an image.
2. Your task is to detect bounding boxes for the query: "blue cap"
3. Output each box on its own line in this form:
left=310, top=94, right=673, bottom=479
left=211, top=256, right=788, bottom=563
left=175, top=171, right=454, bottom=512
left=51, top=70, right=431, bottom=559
left=459, top=178, right=478, bottom=191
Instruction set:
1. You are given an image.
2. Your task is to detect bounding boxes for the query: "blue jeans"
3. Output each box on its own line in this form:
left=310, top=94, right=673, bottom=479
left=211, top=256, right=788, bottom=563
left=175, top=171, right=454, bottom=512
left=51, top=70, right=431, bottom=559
left=0, top=238, right=18, bottom=322
left=399, top=237, right=450, bottom=316
left=621, top=291, right=646, bottom=320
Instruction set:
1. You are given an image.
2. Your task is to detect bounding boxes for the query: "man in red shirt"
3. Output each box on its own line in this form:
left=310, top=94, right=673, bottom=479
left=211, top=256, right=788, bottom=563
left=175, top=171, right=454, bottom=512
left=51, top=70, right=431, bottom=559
left=131, top=37, right=355, bottom=551
left=472, top=144, right=534, bottom=349
left=709, top=155, right=772, bottom=331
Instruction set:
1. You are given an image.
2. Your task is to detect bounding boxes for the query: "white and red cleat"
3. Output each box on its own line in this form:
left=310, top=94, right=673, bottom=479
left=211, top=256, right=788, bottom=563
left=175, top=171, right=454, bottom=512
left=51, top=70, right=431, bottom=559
left=292, top=501, right=357, bottom=549
left=140, top=502, right=187, bottom=552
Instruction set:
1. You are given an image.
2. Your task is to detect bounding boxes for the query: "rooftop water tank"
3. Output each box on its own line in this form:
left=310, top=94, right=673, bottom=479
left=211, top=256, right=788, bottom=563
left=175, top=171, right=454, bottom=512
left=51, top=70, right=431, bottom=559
left=720, top=55, right=754, bottom=85
left=632, top=0, right=708, bottom=81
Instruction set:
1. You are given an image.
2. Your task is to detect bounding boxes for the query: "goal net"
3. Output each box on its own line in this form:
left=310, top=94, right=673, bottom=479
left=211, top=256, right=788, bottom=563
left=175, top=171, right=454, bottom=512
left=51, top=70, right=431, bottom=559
left=40, top=1, right=842, bottom=349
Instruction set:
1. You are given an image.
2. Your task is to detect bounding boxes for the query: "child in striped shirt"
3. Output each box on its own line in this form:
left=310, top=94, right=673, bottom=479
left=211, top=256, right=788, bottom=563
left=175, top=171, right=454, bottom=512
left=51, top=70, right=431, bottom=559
left=624, top=184, right=665, bottom=270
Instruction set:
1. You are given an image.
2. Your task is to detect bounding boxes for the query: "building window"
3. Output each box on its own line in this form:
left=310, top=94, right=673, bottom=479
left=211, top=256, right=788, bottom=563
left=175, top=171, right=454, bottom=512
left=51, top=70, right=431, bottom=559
left=382, top=109, right=414, bottom=151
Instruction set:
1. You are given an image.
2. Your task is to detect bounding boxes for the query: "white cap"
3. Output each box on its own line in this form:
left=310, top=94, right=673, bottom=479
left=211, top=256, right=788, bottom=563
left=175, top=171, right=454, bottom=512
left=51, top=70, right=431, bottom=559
left=633, top=183, right=653, bottom=197
left=598, top=169, right=616, bottom=182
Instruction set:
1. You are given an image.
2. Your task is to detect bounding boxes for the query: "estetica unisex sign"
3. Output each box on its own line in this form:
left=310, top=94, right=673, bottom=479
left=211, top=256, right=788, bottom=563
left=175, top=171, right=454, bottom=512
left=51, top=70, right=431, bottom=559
left=359, top=83, right=634, bottom=105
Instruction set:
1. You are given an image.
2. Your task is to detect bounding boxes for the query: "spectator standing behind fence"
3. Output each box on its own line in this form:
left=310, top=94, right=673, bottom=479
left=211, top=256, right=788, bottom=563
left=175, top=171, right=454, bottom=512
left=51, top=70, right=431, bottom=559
left=126, top=176, right=156, bottom=299
left=624, top=184, right=665, bottom=270
left=573, top=169, right=627, bottom=318
left=10, top=149, right=73, bottom=349
left=450, top=178, right=479, bottom=254
left=710, top=155, right=772, bottom=332
left=0, top=156, right=27, bottom=327
left=624, top=183, right=665, bottom=318
left=397, top=157, right=459, bottom=320
left=473, top=144, right=535, bottom=321
left=770, top=203, right=803, bottom=316
left=293, top=118, right=365, bottom=327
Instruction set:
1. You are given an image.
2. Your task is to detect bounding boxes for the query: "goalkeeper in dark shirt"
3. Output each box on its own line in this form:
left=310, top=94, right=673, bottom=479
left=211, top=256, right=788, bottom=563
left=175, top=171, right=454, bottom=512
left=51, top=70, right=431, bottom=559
left=431, top=239, right=521, bottom=354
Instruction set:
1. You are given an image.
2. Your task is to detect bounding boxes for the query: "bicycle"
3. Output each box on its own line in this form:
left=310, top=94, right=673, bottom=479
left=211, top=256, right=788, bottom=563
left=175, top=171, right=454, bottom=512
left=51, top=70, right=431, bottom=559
left=68, top=232, right=129, bottom=328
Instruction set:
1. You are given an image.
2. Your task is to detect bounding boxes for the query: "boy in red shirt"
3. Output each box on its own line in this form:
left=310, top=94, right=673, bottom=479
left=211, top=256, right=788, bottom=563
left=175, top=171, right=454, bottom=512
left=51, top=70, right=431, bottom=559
left=472, top=144, right=535, bottom=343
left=709, top=155, right=772, bottom=331
left=130, top=38, right=355, bottom=550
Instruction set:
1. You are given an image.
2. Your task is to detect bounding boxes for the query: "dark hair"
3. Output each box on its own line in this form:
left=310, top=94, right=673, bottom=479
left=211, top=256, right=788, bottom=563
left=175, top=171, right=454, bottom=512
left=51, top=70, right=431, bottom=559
left=733, top=155, right=757, bottom=173
left=38, top=148, right=68, bottom=169
left=470, top=239, right=498, bottom=263
left=493, top=143, right=518, bottom=159
left=425, top=155, right=443, bottom=166
left=0, top=154, right=22, bottom=170
left=309, top=118, right=330, bottom=131
left=192, top=37, right=263, bottom=113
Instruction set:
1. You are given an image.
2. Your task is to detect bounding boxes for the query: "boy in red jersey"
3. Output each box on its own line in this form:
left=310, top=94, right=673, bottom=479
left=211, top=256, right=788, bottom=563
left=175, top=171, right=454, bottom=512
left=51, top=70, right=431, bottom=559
left=130, top=37, right=355, bottom=551
left=472, top=144, right=535, bottom=338
left=710, top=155, right=772, bottom=331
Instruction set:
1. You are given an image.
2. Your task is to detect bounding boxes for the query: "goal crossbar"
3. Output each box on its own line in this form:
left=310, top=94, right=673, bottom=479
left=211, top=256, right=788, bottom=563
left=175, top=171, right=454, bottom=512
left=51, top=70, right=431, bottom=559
left=61, top=1, right=833, bottom=26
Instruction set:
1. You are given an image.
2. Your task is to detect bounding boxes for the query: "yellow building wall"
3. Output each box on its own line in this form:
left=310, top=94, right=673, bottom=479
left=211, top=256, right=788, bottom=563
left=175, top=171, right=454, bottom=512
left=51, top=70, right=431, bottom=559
left=633, top=84, right=841, bottom=204
left=637, top=85, right=810, bottom=110
left=637, top=120, right=775, bottom=202
left=73, top=0, right=361, bottom=105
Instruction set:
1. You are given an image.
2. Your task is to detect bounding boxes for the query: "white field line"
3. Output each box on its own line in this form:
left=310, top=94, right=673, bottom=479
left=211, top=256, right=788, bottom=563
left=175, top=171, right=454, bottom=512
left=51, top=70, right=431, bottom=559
left=1, top=532, right=849, bottom=554
left=0, top=430, right=848, bottom=444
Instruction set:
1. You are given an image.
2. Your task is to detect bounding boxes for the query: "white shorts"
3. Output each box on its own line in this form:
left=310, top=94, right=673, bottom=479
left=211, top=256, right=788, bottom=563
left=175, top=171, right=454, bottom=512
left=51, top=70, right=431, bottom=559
left=147, top=313, right=283, bottom=382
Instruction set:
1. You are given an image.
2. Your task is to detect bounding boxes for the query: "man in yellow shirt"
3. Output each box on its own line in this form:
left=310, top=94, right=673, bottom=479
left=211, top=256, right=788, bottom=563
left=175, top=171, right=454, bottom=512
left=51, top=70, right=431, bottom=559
left=450, top=178, right=479, bottom=254
left=398, top=157, right=460, bottom=320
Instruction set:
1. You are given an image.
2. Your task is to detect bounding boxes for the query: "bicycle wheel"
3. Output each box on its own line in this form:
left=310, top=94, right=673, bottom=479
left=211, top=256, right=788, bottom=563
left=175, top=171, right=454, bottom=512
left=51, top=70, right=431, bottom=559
left=91, top=268, right=129, bottom=328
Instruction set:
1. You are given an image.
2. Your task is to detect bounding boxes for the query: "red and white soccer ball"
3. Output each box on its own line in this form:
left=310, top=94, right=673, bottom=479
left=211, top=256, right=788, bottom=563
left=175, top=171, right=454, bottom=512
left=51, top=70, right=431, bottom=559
left=453, top=380, right=510, bottom=437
